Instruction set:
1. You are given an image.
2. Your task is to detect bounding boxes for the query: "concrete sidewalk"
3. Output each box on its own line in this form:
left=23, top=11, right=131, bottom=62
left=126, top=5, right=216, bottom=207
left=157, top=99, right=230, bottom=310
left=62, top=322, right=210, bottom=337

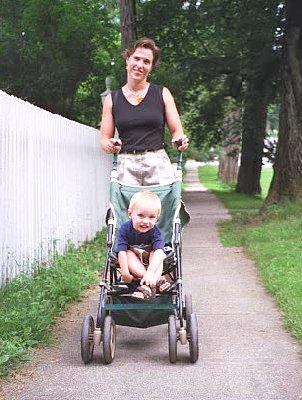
left=1, top=160, right=302, bottom=400
left=182, top=160, right=302, bottom=399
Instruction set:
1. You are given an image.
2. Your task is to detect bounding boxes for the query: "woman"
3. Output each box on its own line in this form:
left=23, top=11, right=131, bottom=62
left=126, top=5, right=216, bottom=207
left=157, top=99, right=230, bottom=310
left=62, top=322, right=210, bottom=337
left=100, top=37, right=189, bottom=186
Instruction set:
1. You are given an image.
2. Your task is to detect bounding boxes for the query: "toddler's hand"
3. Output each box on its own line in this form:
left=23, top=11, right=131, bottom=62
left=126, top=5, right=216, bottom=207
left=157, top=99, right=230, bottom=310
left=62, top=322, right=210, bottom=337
left=141, top=271, right=157, bottom=288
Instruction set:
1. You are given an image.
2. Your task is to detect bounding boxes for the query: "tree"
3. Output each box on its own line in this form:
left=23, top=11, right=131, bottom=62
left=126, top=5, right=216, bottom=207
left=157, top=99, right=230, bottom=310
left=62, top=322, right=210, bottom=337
left=137, top=0, right=282, bottom=194
left=236, top=75, right=273, bottom=195
left=265, top=1, right=302, bottom=203
left=0, top=0, right=119, bottom=124
left=218, top=107, right=241, bottom=184
left=120, top=0, right=137, bottom=50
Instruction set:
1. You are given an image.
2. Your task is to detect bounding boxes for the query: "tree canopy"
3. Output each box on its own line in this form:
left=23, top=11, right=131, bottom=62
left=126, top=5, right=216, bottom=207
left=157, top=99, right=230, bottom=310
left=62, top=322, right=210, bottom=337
left=2, top=0, right=302, bottom=203
left=0, top=0, right=120, bottom=125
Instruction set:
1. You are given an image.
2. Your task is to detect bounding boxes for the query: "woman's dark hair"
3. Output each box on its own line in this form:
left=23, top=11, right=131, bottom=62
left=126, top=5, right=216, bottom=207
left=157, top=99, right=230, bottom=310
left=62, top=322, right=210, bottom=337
left=123, top=37, right=160, bottom=68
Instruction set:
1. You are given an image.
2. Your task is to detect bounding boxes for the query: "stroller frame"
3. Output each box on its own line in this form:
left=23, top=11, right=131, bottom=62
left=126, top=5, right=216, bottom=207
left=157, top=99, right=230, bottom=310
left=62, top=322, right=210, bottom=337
left=81, top=151, right=199, bottom=364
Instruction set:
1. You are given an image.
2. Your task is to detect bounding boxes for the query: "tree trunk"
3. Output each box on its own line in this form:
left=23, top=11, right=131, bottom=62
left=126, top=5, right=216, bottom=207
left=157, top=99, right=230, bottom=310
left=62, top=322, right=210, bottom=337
left=236, top=78, right=268, bottom=195
left=120, top=0, right=137, bottom=51
left=265, top=0, right=302, bottom=204
left=218, top=155, right=239, bottom=184
left=218, top=109, right=241, bottom=184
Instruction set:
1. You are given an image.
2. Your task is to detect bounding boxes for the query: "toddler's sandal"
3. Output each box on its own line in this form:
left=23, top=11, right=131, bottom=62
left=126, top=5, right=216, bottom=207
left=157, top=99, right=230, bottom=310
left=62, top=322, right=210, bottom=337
left=137, top=285, right=152, bottom=298
left=158, top=281, right=173, bottom=293
left=131, top=291, right=145, bottom=300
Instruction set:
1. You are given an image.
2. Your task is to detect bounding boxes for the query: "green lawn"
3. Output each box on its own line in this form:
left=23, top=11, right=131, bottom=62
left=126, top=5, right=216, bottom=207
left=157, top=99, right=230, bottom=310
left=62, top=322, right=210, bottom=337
left=199, top=165, right=302, bottom=347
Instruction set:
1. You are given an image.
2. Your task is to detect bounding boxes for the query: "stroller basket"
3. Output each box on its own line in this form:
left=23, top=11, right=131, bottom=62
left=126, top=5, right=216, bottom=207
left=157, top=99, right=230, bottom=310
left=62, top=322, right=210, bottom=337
left=105, top=293, right=177, bottom=328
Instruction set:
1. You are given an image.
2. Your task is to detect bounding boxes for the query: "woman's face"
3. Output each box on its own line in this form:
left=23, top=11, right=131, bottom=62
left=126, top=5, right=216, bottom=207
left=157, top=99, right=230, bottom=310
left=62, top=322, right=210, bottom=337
left=126, top=46, right=154, bottom=82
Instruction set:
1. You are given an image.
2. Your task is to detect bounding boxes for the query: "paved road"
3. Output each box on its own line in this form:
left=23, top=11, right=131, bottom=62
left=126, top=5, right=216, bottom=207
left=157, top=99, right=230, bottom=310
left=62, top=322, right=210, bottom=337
left=2, top=160, right=302, bottom=400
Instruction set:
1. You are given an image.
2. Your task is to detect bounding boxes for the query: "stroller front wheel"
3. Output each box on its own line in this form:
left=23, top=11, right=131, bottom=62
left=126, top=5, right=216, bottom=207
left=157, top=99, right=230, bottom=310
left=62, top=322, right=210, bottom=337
left=188, top=312, right=199, bottom=363
left=168, top=314, right=177, bottom=363
left=102, top=315, right=116, bottom=364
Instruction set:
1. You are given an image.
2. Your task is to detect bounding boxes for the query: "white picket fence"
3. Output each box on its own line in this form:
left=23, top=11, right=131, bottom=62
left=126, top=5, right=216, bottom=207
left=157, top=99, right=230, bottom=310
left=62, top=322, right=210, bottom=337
left=0, top=90, right=112, bottom=286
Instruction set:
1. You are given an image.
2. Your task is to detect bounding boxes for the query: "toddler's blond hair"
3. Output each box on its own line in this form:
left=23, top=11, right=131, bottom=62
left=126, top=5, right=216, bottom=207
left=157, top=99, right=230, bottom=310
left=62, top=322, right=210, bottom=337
left=128, top=191, right=161, bottom=216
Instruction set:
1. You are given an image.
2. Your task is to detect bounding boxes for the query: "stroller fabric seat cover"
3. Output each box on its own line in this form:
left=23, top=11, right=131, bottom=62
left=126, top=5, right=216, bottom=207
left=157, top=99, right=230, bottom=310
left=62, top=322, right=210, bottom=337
left=109, top=181, right=190, bottom=249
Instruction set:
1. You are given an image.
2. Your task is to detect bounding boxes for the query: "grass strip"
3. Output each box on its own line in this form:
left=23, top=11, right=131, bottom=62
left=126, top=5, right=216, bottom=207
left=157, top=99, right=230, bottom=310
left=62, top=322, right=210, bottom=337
left=0, top=230, right=106, bottom=377
left=199, top=165, right=302, bottom=346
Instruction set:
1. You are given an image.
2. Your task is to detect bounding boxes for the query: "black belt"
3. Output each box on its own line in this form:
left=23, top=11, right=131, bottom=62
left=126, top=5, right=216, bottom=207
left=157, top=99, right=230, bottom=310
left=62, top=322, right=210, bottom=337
left=120, top=148, right=164, bottom=155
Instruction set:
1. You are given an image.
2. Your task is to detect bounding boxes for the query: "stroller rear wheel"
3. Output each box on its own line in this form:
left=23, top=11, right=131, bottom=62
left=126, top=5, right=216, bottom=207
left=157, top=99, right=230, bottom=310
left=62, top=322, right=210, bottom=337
left=81, top=315, right=95, bottom=364
left=103, top=315, right=116, bottom=364
left=168, top=314, right=177, bottom=363
left=188, top=312, right=199, bottom=363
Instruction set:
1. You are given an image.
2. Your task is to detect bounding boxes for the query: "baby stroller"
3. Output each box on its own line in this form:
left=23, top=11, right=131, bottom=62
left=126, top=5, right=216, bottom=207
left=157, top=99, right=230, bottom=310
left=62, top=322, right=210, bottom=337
left=80, top=150, right=199, bottom=364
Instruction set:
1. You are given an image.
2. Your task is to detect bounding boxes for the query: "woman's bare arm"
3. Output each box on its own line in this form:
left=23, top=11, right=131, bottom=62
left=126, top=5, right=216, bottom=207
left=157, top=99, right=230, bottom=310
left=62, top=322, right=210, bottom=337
left=163, top=87, right=189, bottom=151
left=100, top=94, right=121, bottom=153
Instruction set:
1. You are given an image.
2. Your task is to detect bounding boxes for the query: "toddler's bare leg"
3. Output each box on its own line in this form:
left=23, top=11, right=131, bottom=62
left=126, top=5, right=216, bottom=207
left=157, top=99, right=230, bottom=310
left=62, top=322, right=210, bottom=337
left=127, top=250, right=147, bottom=279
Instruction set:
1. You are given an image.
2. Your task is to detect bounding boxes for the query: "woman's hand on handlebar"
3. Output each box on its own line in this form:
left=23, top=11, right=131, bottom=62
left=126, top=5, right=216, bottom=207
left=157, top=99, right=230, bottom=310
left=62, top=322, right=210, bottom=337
left=172, top=135, right=189, bottom=151
left=107, top=138, right=122, bottom=154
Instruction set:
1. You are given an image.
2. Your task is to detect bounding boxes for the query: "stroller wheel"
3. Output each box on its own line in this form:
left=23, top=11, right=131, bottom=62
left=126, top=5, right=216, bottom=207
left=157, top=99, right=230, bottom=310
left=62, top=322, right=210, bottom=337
left=103, top=315, right=116, bottom=364
left=168, top=314, right=177, bottom=363
left=81, top=315, right=95, bottom=364
left=188, top=312, right=199, bottom=363
left=184, top=293, right=193, bottom=324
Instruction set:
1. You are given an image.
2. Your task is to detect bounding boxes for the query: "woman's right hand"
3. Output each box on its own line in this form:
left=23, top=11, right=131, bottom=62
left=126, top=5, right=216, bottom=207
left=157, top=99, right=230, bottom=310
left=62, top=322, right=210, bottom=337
left=172, top=136, right=189, bottom=151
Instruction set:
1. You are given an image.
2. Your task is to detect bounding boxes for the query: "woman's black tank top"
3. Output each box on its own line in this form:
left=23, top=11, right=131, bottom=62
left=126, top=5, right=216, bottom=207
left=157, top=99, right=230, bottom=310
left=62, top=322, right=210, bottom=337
left=111, top=83, right=166, bottom=153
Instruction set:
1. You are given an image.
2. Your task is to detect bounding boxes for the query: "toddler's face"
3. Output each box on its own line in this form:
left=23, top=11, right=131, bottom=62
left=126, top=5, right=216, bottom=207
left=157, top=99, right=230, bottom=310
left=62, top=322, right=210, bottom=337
left=129, top=203, right=159, bottom=233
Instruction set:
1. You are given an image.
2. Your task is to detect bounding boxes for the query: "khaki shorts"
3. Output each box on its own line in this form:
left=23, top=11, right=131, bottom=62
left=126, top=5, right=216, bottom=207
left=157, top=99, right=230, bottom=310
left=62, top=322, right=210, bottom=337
left=117, top=149, right=175, bottom=186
